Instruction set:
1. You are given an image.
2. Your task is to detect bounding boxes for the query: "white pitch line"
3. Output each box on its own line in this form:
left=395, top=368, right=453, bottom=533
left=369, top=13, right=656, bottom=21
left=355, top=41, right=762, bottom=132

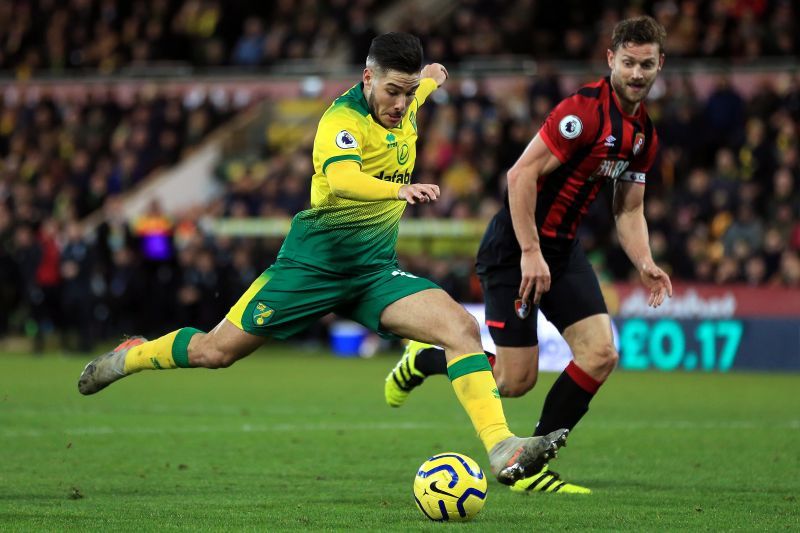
left=2, top=419, right=799, bottom=439
left=581, top=419, right=800, bottom=430
left=0, top=421, right=447, bottom=438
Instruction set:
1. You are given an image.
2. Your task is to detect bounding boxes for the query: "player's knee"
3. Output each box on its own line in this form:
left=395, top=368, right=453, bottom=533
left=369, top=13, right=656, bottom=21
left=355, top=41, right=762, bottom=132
left=495, top=357, right=539, bottom=397
left=446, top=310, right=481, bottom=344
left=497, top=372, right=537, bottom=398
left=588, top=342, right=618, bottom=378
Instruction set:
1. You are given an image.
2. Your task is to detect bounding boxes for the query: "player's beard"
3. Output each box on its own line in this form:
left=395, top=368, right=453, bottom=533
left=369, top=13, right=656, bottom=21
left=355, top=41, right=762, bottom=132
left=366, top=89, right=402, bottom=128
left=611, top=73, right=651, bottom=112
left=366, top=90, right=384, bottom=128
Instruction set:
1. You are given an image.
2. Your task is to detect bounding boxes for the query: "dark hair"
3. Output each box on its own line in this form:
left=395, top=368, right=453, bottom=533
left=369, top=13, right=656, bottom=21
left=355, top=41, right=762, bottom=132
left=366, top=32, right=423, bottom=74
left=611, top=16, right=666, bottom=52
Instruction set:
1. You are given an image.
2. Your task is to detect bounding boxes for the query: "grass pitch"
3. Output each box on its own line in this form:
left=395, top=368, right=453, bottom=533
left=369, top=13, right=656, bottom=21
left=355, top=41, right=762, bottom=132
left=1, top=347, right=798, bottom=531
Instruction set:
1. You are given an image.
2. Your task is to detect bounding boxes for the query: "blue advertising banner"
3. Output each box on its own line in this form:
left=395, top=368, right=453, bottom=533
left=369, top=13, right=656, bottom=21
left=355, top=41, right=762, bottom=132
left=464, top=305, right=800, bottom=372
left=617, top=318, right=800, bottom=371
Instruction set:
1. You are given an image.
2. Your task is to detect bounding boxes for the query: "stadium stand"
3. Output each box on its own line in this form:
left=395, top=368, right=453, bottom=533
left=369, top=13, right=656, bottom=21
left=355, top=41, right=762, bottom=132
left=0, top=0, right=798, bottom=350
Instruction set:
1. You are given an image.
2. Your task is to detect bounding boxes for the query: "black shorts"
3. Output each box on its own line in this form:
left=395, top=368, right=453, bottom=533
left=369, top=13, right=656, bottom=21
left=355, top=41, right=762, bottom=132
left=478, top=240, right=607, bottom=347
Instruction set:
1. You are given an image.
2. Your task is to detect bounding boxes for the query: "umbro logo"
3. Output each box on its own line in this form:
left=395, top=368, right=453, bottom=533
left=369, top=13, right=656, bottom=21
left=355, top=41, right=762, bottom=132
left=604, top=135, right=616, bottom=147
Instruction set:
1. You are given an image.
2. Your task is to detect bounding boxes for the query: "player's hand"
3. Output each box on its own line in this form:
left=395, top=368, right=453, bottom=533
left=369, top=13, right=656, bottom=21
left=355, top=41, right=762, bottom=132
left=519, top=249, right=551, bottom=305
left=421, top=63, right=448, bottom=87
left=639, top=262, right=673, bottom=308
left=398, top=183, right=440, bottom=205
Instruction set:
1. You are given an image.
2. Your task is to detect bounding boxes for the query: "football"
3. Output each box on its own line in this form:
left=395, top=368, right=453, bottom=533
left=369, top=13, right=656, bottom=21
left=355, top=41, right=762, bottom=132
left=413, top=452, right=488, bottom=521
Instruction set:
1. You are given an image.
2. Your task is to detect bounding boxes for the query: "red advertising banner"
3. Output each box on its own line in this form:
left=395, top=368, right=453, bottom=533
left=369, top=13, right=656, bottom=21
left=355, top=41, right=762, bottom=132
left=608, top=283, right=800, bottom=318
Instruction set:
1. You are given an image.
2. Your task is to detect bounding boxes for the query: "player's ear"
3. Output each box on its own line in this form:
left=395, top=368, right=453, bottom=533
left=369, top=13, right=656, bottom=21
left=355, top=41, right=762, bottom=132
left=363, top=67, right=373, bottom=89
left=658, top=53, right=665, bottom=71
left=606, top=49, right=614, bottom=69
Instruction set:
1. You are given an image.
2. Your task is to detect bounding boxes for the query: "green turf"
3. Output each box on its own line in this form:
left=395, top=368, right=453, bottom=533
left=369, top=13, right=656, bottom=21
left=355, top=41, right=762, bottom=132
left=1, top=348, right=798, bottom=531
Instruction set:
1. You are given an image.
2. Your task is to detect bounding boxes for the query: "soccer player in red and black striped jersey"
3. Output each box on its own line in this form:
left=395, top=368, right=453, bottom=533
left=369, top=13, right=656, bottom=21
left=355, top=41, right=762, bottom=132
left=385, top=16, right=673, bottom=494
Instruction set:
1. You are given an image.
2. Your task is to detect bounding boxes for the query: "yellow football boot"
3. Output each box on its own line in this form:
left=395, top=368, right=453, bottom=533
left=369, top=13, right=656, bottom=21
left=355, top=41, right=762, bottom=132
left=510, top=463, right=591, bottom=494
left=384, top=340, right=431, bottom=407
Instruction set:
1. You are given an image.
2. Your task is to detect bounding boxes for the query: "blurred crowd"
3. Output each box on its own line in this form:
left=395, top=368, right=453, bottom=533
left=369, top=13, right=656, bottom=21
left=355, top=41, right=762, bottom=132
left=404, top=0, right=798, bottom=65
left=0, top=86, right=231, bottom=218
left=1, top=0, right=797, bottom=77
left=0, top=86, right=232, bottom=347
left=7, top=69, right=799, bottom=350
left=0, top=0, right=381, bottom=76
left=1, top=0, right=799, bottom=351
left=217, top=71, right=800, bottom=297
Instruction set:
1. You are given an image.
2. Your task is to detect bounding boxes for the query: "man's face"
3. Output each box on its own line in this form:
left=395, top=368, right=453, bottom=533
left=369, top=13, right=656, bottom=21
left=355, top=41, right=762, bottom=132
left=363, top=67, right=420, bottom=128
left=607, top=42, right=663, bottom=111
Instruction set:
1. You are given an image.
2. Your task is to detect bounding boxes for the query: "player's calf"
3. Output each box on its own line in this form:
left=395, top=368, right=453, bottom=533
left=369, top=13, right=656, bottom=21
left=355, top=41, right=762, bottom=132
left=495, top=370, right=538, bottom=398
left=189, top=337, right=236, bottom=369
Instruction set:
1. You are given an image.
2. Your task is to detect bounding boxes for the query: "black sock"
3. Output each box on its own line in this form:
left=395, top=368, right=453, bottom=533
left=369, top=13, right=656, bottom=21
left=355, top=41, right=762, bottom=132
left=413, top=347, right=448, bottom=376
left=413, top=348, right=496, bottom=376
left=533, top=361, right=601, bottom=437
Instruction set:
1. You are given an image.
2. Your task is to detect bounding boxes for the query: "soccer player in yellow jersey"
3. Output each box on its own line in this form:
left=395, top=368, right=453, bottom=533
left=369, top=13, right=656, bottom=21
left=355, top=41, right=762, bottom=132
left=77, top=33, right=568, bottom=484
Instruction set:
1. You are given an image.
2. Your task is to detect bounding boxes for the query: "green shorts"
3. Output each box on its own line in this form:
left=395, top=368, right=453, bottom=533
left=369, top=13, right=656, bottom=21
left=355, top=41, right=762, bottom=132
left=225, top=258, right=440, bottom=340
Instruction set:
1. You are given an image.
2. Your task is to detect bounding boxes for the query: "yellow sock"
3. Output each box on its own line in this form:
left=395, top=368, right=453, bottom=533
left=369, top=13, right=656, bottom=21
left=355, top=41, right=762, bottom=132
left=123, top=328, right=202, bottom=373
left=448, top=353, right=514, bottom=453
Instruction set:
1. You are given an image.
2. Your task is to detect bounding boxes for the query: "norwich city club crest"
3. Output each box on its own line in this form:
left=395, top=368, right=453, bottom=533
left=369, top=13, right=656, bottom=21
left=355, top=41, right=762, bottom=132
left=397, top=143, right=410, bottom=165
left=252, top=302, right=275, bottom=326
left=386, top=133, right=409, bottom=165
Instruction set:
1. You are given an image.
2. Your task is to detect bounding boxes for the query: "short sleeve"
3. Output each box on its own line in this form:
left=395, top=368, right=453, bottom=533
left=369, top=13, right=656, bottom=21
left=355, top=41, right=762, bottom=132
left=315, top=107, right=366, bottom=175
left=538, top=96, right=596, bottom=164
left=620, top=127, right=659, bottom=185
left=629, top=127, right=659, bottom=173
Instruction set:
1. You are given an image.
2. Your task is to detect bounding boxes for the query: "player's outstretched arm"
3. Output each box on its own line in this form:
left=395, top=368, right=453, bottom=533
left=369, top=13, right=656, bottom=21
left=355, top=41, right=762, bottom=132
left=327, top=161, right=404, bottom=201
left=414, top=64, right=448, bottom=106
left=507, top=133, right=561, bottom=304
left=420, top=63, right=448, bottom=87
left=327, top=161, right=439, bottom=205
left=613, top=181, right=673, bottom=307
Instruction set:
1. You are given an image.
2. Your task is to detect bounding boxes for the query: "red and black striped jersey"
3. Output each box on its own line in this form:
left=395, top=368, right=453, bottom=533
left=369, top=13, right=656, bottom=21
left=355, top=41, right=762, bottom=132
left=535, top=76, right=658, bottom=240
left=477, top=77, right=659, bottom=271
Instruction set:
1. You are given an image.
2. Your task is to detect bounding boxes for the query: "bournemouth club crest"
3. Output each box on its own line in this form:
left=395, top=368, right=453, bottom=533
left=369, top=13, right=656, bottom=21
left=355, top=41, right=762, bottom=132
left=514, top=298, right=531, bottom=319
left=633, top=132, right=645, bottom=156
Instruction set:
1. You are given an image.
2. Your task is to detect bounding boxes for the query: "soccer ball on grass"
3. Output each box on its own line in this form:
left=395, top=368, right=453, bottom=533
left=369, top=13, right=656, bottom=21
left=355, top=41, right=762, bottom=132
left=413, top=452, right=488, bottom=521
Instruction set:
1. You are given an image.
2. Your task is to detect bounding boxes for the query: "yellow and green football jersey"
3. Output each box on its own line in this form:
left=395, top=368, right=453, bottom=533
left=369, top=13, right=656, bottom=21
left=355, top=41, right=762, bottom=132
left=277, top=78, right=438, bottom=272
